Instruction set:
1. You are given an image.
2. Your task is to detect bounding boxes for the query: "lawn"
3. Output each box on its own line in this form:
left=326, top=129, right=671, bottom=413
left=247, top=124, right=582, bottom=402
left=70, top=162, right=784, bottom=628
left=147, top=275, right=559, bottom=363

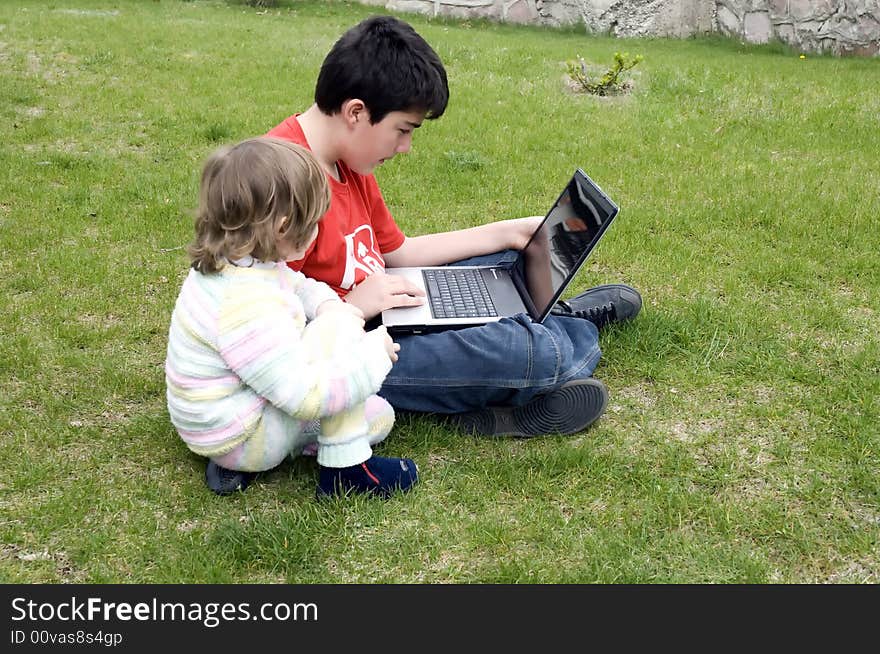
left=1, top=0, right=878, bottom=583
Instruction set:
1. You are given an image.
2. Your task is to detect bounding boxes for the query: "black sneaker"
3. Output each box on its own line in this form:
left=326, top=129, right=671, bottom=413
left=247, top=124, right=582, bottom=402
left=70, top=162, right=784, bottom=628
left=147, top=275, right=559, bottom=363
left=449, top=378, right=608, bottom=438
left=205, top=461, right=255, bottom=496
left=551, top=284, right=642, bottom=329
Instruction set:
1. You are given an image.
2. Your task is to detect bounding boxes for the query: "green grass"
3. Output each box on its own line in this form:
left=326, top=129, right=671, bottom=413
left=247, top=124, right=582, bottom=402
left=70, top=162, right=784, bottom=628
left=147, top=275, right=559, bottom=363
left=1, top=0, right=878, bottom=584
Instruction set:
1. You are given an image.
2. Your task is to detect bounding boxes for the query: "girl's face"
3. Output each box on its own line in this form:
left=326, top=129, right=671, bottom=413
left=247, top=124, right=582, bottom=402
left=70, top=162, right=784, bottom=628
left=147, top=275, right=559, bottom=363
left=278, top=222, right=319, bottom=262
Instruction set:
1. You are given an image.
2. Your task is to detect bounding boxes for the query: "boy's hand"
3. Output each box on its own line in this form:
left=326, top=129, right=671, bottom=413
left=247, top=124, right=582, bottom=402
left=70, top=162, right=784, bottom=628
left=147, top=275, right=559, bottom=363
left=507, top=216, right=544, bottom=250
left=343, top=272, right=425, bottom=320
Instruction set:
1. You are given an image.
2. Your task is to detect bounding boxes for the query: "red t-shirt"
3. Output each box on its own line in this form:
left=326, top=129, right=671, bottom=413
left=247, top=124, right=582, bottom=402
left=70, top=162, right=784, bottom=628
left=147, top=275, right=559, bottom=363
left=266, top=115, right=406, bottom=297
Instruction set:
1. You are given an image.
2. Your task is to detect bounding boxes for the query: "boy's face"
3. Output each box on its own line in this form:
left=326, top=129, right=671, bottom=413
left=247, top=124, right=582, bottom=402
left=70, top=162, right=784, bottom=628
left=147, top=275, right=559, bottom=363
left=343, top=109, right=425, bottom=175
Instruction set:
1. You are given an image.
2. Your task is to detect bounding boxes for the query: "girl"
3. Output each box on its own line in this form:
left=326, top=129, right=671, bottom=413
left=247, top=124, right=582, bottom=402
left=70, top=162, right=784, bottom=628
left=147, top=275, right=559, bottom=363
left=165, top=137, right=417, bottom=498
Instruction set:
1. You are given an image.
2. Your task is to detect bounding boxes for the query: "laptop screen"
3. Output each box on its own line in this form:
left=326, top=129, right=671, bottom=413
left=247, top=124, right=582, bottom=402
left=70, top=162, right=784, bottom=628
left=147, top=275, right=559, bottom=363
left=515, top=169, right=619, bottom=321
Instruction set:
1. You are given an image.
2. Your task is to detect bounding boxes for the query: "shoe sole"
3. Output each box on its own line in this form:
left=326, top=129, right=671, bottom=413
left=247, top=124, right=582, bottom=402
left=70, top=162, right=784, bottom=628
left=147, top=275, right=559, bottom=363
left=452, top=378, right=608, bottom=438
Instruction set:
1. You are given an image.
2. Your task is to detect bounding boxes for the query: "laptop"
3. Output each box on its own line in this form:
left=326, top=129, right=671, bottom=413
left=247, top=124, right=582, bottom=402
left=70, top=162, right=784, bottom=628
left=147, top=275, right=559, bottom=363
left=381, top=168, right=619, bottom=334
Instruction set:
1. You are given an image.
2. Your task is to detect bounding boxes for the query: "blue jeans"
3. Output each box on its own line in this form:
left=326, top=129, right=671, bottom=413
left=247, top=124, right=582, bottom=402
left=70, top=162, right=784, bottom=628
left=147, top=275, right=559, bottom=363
left=378, top=251, right=601, bottom=413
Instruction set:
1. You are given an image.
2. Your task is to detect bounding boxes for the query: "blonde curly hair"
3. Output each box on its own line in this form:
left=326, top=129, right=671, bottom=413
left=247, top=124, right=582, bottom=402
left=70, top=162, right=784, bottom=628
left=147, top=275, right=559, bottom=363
left=189, top=137, right=330, bottom=273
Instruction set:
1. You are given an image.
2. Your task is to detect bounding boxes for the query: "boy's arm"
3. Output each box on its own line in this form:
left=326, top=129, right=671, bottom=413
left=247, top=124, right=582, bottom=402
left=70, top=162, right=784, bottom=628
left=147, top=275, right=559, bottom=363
left=342, top=216, right=543, bottom=319
left=382, top=216, right=543, bottom=268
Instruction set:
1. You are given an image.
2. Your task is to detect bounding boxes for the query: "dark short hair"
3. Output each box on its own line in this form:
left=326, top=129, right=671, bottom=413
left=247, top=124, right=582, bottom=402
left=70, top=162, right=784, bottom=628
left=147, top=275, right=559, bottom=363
left=315, top=15, right=448, bottom=124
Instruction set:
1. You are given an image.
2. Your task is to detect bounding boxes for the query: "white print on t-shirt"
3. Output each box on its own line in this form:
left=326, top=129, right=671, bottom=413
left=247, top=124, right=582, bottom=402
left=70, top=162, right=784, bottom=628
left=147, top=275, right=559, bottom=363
left=340, top=224, right=385, bottom=290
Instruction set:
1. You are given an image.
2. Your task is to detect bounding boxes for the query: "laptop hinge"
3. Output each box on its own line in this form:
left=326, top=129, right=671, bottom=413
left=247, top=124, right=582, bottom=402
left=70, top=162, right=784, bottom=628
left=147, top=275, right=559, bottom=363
left=509, top=259, right=541, bottom=320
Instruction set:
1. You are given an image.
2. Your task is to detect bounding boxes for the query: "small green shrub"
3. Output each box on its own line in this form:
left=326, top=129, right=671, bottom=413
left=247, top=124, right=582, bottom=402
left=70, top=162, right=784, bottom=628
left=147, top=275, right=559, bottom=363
left=443, top=150, right=489, bottom=171
left=567, top=51, right=643, bottom=96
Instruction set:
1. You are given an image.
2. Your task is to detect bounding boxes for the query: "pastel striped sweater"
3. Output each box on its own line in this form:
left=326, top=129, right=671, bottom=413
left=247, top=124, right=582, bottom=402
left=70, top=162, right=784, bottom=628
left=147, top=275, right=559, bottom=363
left=165, top=261, right=393, bottom=458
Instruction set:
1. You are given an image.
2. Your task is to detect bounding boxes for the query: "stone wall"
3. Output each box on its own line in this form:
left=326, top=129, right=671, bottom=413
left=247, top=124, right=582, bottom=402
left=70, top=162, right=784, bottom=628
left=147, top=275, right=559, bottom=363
left=717, top=1, right=880, bottom=56
left=357, top=0, right=880, bottom=55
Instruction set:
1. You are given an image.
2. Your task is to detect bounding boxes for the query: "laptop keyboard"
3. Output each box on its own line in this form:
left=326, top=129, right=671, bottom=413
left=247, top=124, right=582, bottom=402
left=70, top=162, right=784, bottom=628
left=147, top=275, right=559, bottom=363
left=423, top=269, right=498, bottom=319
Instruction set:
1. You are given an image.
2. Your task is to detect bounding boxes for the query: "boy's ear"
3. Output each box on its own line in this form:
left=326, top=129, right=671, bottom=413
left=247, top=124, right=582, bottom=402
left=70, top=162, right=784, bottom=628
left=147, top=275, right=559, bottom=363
left=341, top=99, right=368, bottom=127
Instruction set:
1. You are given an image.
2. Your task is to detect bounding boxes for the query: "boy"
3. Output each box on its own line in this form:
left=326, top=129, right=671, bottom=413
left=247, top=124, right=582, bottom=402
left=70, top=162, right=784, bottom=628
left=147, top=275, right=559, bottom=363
left=266, top=15, right=641, bottom=436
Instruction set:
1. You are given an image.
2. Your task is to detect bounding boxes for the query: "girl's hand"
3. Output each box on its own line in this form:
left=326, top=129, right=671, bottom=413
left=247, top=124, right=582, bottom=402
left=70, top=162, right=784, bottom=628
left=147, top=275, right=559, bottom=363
left=373, top=325, right=401, bottom=363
